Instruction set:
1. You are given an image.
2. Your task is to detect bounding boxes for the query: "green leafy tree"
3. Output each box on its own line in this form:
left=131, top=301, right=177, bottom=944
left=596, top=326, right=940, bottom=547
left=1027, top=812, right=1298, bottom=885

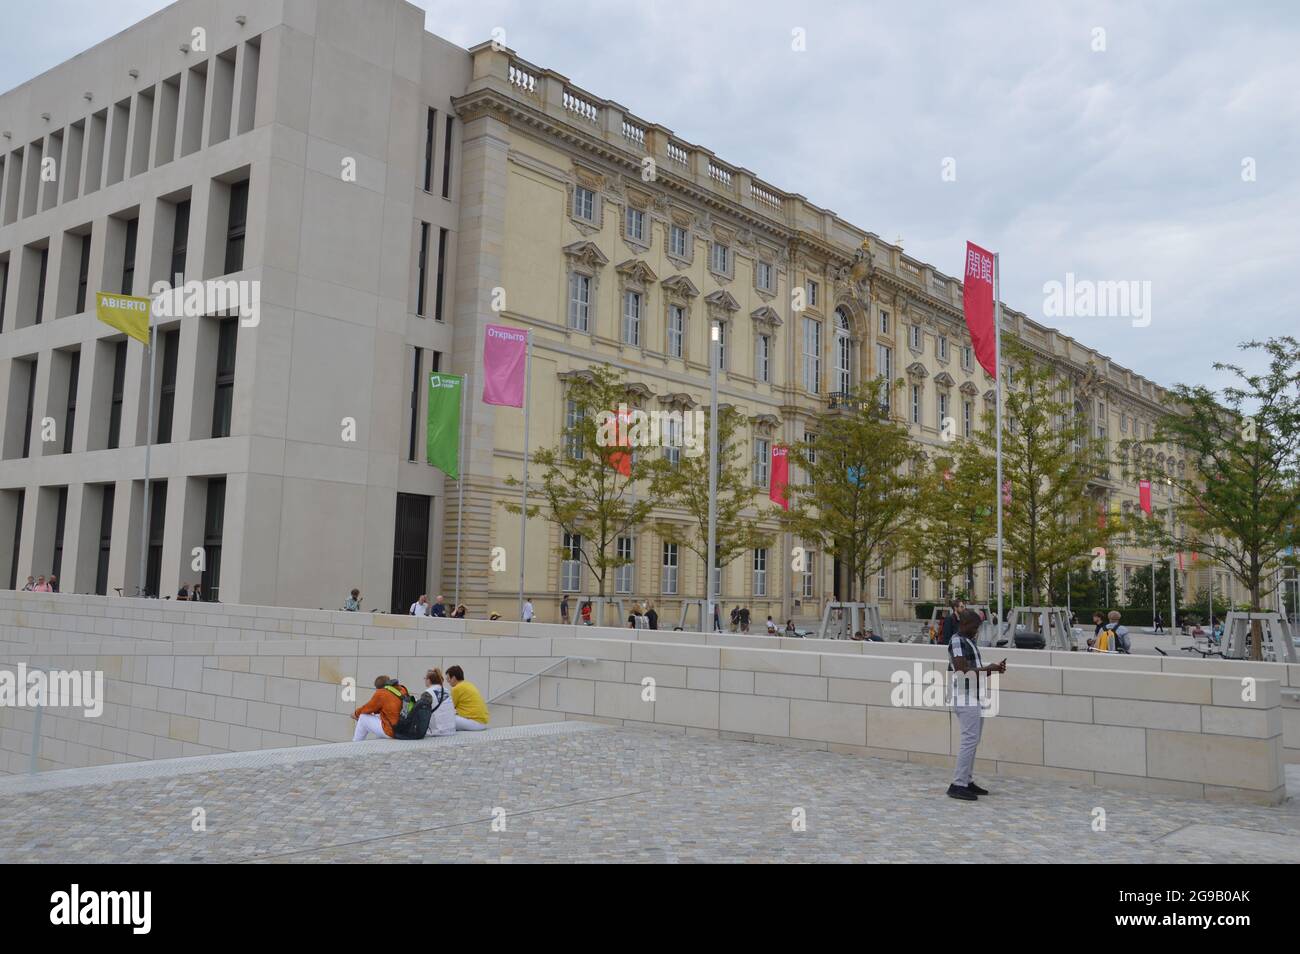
left=903, top=437, right=996, bottom=600
left=1123, top=558, right=1185, bottom=622
left=507, top=366, right=672, bottom=598
left=782, top=378, right=923, bottom=602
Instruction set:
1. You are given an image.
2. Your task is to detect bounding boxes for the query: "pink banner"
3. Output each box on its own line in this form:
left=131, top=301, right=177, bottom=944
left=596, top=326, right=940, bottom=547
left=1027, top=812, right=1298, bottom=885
left=481, top=324, right=529, bottom=407
left=1138, top=478, right=1152, bottom=515
left=770, top=445, right=790, bottom=511
left=962, top=241, right=997, bottom=378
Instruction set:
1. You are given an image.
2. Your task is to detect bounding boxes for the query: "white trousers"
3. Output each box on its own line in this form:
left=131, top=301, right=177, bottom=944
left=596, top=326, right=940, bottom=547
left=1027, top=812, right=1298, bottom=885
left=353, top=713, right=388, bottom=741
left=455, top=716, right=488, bottom=732
left=952, top=704, right=983, bottom=786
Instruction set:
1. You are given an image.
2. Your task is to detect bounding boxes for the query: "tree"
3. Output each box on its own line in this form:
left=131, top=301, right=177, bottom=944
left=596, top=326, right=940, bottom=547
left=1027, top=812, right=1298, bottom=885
left=1123, top=558, right=1184, bottom=622
left=981, top=339, right=1121, bottom=603
left=783, top=378, right=923, bottom=602
left=903, top=436, right=996, bottom=601
left=1131, top=337, right=1300, bottom=658
left=650, top=405, right=773, bottom=597
left=508, top=366, right=672, bottom=599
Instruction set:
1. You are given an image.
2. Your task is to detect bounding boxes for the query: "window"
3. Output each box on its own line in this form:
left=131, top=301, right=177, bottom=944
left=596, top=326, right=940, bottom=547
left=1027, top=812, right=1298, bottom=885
left=988, top=563, right=996, bottom=597
left=51, top=488, right=68, bottom=581
left=806, top=279, right=819, bottom=307
left=564, top=398, right=584, bottom=460
left=937, top=335, right=948, bottom=361
left=75, top=233, right=92, bottom=314
left=568, top=273, right=591, bottom=331
left=878, top=566, right=888, bottom=599
left=802, top=551, right=815, bottom=599
left=561, top=533, right=582, bottom=592
left=663, top=415, right=681, bottom=467
left=615, top=536, right=634, bottom=594
left=212, top=318, right=237, bottom=438
left=34, top=248, right=48, bottom=324
left=670, top=224, right=688, bottom=258
left=938, top=392, right=949, bottom=430
left=962, top=345, right=972, bottom=371
left=441, top=114, right=454, bottom=198
left=422, top=107, right=436, bottom=193
left=416, top=222, right=430, bottom=317
left=661, top=542, right=679, bottom=595
left=107, top=342, right=127, bottom=449
left=407, top=347, right=422, bottom=462
left=434, top=228, right=448, bottom=322
left=145, top=481, right=167, bottom=598
left=625, top=206, right=645, bottom=242
left=877, top=345, right=893, bottom=412
left=939, top=567, right=949, bottom=600
left=714, top=321, right=727, bottom=371
left=753, top=548, right=768, bottom=597
left=95, top=484, right=115, bottom=596
left=804, top=432, right=817, bottom=484
left=755, top=333, right=770, bottom=382
left=910, top=384, right=921, bottom=425
left=756, top=260, right=774, bottom=292
left=879, top=309, right=890, bottom=335
left=711, top=242, right=729, bottom=274
left=63, top=352, right=79, bottom=454
left=170, top=199, right=190, bottom=282
left=963, top=400, right=973, bottom=438
left=622, top=290, right=642, bottom=346
left=20, top=359, right=37, bottom=457
left=120, top=218, right=138, bottom=294
left=223, top=179, right=248, bottom=274
left=834, top=309, right=852, bottom=392
left=201, top=477, right=226, bottom=601
left=754, top=438, right=770, bottom=487
left=910, top=567, right=921, bottom=599
left=667, top=303, right=684, bottom=357
left=156, top=330, right=179, bottom=443
left=802, top=317, right=821, bottom=392
left=1120, top=413, right=1128, bottom=433
left=908, top=324, right=921, bottom=350
left=572, top=186, right=595, bottom=222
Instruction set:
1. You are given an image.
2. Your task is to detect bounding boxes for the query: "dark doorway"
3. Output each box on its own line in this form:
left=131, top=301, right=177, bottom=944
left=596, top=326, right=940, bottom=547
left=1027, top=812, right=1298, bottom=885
left=391, top=493, right=431, bottom=614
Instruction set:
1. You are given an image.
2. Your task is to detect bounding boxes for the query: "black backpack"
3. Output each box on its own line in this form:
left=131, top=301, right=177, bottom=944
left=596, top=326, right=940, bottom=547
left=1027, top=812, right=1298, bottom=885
left=394, top=687, right=447, bottom=740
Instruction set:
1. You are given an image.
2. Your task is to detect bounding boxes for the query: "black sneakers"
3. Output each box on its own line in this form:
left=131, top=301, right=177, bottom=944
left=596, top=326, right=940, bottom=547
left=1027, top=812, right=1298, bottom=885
left=966, top=782, right=989, bottom=796
left=947, top=783, right=977, bottom=801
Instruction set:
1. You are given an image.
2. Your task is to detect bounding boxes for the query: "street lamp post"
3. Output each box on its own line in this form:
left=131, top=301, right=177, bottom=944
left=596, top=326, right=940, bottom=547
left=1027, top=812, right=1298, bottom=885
left=1167, top=478, right=1178, bottom=635
left=706, top=321, right=720, bottom=633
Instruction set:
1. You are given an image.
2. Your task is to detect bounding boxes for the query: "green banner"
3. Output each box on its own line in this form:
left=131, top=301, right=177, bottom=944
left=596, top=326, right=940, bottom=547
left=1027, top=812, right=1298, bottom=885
left=427, top=372, right=463, bottom=479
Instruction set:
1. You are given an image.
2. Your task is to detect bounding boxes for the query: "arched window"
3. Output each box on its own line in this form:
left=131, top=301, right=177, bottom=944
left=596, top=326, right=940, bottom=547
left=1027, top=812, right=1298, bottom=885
left=1073, top=401, right=1086, bottom=453
left=834, top=308, right=852, bottom=393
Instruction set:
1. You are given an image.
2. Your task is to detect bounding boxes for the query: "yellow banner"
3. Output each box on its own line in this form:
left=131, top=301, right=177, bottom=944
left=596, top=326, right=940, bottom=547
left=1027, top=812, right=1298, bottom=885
left=95, top=291, right=151, bottom=345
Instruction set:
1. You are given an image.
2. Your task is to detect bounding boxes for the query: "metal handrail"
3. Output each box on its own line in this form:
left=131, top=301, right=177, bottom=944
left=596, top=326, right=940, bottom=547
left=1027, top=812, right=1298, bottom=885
left=487, top=656, right=596, bottom=704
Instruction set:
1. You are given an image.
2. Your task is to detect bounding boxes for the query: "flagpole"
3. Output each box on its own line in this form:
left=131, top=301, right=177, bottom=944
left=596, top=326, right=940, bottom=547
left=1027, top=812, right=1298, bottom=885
left=517, top=335, right=532, bottom=619
left=137, top=317, right=157, bottom=597
left=454, top=371, right=468, bottom=608
left=993, top=253, right=1004, bottom=633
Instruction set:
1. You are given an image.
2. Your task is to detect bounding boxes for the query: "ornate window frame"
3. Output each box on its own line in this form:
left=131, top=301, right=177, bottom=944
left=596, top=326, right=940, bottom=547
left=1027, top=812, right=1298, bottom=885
left=562, top=241, right=608, bottom=336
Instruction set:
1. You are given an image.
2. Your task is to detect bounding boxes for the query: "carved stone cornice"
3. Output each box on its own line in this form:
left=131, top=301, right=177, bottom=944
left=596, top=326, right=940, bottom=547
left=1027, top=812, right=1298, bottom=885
left=562, top=240, right=609, bottom=269
left=658, top=392, right=697, bottom=410
left=934, top=371, right=956, bottom=388
left=750, top=305, right=783, bottom=329
left=959, top=381, right=979, bottom=396
left=905, top=361, right=929, bottom=380
left=615, top=258, right=658, bottom=286
left=661, top=274, right=700, bottom=300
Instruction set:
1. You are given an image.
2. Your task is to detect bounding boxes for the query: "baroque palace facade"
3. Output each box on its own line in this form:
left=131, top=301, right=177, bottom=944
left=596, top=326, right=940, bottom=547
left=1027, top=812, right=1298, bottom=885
left=448, top=42, right=1229, bottom=625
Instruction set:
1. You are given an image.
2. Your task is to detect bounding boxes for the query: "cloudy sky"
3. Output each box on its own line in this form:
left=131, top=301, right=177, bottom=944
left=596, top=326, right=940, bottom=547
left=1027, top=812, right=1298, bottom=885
left=5, top=0, right=1297, bottom=396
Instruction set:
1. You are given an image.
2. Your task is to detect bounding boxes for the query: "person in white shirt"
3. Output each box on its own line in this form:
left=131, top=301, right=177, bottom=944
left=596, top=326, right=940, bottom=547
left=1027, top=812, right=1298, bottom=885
left=522, top=598, right=534, bottom=622
left=421, top=668, right=457, bottom=737
left=410, top=595, right=430, bottom=616
left=766, top=616, right=777, bottom=635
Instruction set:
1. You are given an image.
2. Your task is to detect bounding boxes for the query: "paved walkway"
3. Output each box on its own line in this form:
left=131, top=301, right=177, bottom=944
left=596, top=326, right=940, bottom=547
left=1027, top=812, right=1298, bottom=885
left=2, top=724, right=1298, bottom=863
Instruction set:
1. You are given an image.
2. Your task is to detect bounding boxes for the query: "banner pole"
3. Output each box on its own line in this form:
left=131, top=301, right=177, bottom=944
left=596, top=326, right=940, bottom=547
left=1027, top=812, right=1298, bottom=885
left=518, top=336, right=532, bottom=619
left=137, top=316, right=157, bottom=597
left=993, top=252, right=1004, bottom=633
left=454, top=371, right=468, bottom=608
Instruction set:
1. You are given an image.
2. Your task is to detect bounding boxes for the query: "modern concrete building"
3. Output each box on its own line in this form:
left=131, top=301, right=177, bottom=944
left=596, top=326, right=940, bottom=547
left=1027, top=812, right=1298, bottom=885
left=0, top=0, right=1232, bottom=619
left=0, top=0, right=468, bottom=611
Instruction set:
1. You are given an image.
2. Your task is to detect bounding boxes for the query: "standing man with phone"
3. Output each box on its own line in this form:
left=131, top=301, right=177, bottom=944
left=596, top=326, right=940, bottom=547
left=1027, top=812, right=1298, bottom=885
left=947, top=608, right=1006, bottom=801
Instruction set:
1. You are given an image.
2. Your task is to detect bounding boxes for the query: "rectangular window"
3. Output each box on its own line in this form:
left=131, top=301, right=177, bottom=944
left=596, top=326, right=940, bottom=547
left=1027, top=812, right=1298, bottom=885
left=422, top=107, right=436, bottom=193
left=938, top=392, right=949, bottom=430
left=7, top=490, right=24, bottom=590
left=615, top=536, right=633, bottom=594
left=756, top=260, right=773, bottom=292
left=121, top=217, right=138, bottom=294
left=802, top=317, right=821, bottom=392
left=408, top=347, right=422, bottom=462
left=51, top=487, right=68, bottom=580
left=441, top=115, right=454, bottom=198
left=962, top=345, right=972, bottom=371
left=107, top=341, right=127, bottom=449
left=802, top=552, right=815, bottom=599
left=909, top=325, right=921, bottom=350
left=75, top=233, right=92, bottom=314
left=667, top=303, right=684, bottom=357
left=568, top=273, right=591, bottom=331
left=622, top=291, right=642, bottom=346
left=711, top=243, right=729, bottom=274
left=663, top=415, right=681, bottom=467
left=879, top=309, right=890, bottom=335
left=201, top=477, right=226, bottom=601
left=911, top=384, right=921, bottom=425
left=753, top=548, right=768, bottom=597
left=715, top=321, right=726, bottom=370
left=561, top=533, right=582, bottom=592
left=988, top=563, right=995, bottom=596
left=95, top=484, right=115, bottom=596
left=434, top=227, right=448, bottom=322
left=877, top=345, right=893, bottom=412
left=963, top=400, right=973, bottom=438
left=156, top=329, right=179, bottom=444
left=223, top=179, right=249, bottom=274
left=63, top=351, right=80, bottom=454
left=756, top=334, right=770, bottom=382
left=670, top=224, right=688, bottom=258
left=21, top=359, right=37, bottom=457
left=661, top=542, right=679, bottom=595
left=878, top=567, right=888, bottom=599
left=806, top=280, right=818, bottom=307
left=212, top=318, right=238, bottom=438
left=625, top=206, right=645, bottom=242
left=170, top=199, right=190, bottom=282
left=910, top=567, right=921, bottom=600
left=754, top=438, right=770, bottom=487
left=34, top=247, right=49, bottom=325
left=565, top=399, right=584, bottom=460
left=145, top=481, right=167, bottom=598
left=573, top=186, right=594, bottom=221
left=804, top=432, right=817, bottom=485
left=416, top=222, right=430, bottom=317
left=937, top=335, right=948, bottom=360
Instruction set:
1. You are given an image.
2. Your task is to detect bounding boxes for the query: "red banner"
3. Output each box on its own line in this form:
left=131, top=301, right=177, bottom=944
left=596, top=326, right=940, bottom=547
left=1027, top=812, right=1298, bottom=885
left=1178, top=552, right=1185, bottom=571
left=770, top=445, right=790, bottom=510
left=962, top=241, right=997, bottom=378
left=1138, top=479, right=1152, bottom=515
left=608, top=405, right=632, bottom=477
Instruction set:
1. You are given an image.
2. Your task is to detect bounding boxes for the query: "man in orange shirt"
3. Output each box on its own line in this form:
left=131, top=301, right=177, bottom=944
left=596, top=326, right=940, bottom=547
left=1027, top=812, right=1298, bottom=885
left=352, top=675, right=407, bottom=741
